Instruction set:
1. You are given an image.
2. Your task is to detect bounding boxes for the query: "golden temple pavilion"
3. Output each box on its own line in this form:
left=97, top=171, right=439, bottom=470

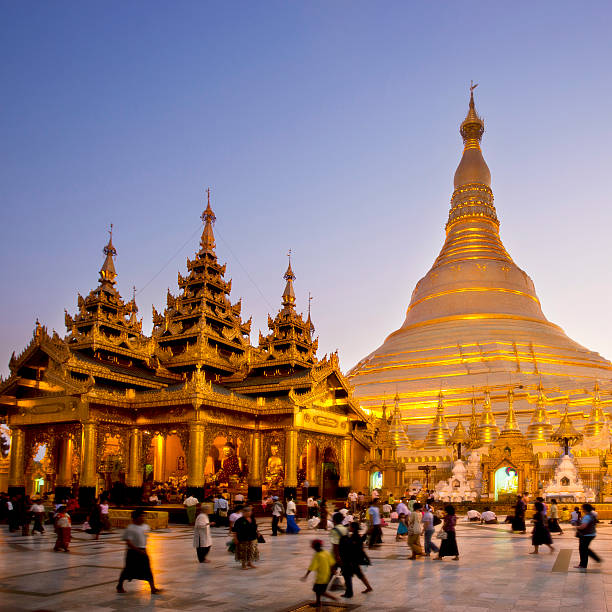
left=0, top=195, right=372, bottom=504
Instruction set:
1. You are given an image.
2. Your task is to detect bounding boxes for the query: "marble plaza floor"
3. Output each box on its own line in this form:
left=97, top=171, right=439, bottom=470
left=2, top=518, right=612, bottom=612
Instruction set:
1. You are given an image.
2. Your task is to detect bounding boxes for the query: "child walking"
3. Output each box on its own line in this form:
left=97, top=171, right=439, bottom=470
left=396, top=512, right=408, bottom=541
left=301, top=539, right=338, bottom=609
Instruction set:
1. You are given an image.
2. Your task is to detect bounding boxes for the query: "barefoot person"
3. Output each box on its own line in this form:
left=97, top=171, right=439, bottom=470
left=193, top=503, right=215, bottom=563
left=117, top=508, right=162, bottom=594
left=232, top=506, right=260, bottom=570
left=301, top=539, right=338, bottom=609
left=574, top=503, right=602, bottom=570
left=529, top=501, right=554, bottom=555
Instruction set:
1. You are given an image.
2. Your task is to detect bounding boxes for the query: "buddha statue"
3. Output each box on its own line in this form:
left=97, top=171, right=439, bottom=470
left=214, top=443, right=242, bottom=484
left=265, top=443, right=284, bottom=486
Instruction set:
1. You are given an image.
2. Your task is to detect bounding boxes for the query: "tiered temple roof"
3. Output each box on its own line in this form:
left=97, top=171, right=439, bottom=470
left=152, top=193, right=252, bottom=379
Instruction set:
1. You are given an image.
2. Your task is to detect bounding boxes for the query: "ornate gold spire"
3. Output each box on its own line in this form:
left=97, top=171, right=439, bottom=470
left=388, top=392, right=411, bottom=450
left=424, top=391, right=451, bottom=449
left=584, top=381, right=609, bottom=436
left=449, top=419, right=468, bottom=459
left=200, top=188, right=216, bottom=254
left=526, top=383, right=553, bottom=441
left=500, top=389, right=521, bottom=435
left=551, top=405, right=582, bottom=455
left=99, top=224, right=117, bottom=288
left=477, top=389, right=500, bottom=445
left=282, top=251, right=296, bottom=311
left=468, top=393, right=479, bottom=447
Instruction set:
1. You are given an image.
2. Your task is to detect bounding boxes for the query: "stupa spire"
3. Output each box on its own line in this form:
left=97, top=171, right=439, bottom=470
left=468, top=393, right=479, bottom=447
left=526, top=382, right=554, bottom=441
left=99, top=224, right=117, bottom=287
left=501, top=389, right=521, bottom=435
left=584, top=381, right=608, bottom=436
left=424, top=391, right=451, bottom=448
left=477, top=389, right=500, bottom=445
left=282, top=250, right=296, bottom=311
left=389, top=393, right=411, bottom=450
left=551, top=406, right=582, bottom=455
left=200, top=188, right=216, bottom=254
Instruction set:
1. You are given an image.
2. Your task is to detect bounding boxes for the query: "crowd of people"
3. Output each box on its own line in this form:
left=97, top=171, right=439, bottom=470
left=1, top=487, right=606, bottom=605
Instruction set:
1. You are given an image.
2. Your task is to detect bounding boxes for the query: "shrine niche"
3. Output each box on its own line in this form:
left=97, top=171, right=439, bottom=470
left=264, top=440, right=284, bottom=488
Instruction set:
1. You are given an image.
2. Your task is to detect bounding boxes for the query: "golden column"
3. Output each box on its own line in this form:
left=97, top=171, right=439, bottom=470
left=80, top=421, right=97, bottom=488
left=248, top=429, right=262, bottom=487
left=153, top=435, right=166, bottom=482
left=187, top=420, right=205, bottom=492
left=306, top=441, right=319, bottom=487
left=8, top=426, right=26, bottom=492
left=125, top=427, right=142, bottom=488
left=339, top=437, right=352, bottom=489
left=284, top=428, right=298, bottom=491
left=56, top=437, right=74, bottom=488
left=248, top=428, right=262, bottom=499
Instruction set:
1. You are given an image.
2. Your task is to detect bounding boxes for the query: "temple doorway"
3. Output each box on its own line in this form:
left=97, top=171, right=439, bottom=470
left=494, top=466, right=518, bottom=501
left=321, top=447, right=339, bottom=499
left=371, top=470, right=383, bottom=492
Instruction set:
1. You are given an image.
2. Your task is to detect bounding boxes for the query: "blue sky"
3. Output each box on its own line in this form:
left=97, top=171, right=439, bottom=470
left=1, top=1, right=611, bottom=376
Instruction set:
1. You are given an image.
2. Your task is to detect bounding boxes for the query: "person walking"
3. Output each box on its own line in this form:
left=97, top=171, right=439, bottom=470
left=317, top=498, right=328, bottom=530
left=116, top=508, right=162, bottom=594
left=286, top=497, right=300, bottom=534
left=301, top=539, right=338, bottom=609
left=422, top=504, right=439, bottom=557
left=407, top=502, right=424, bottom=560
left=511, top=494, right=527, bottom=533
left=100, top=497, right=111, bottom=532
left=347, top=521, right=373, bottom=594
left=574, top=503, right=601, bottom=570
left=436, top=505, right=459, bottom=561
left=395, top=513, right=408, bottom=541
left=271, top=496, right=285, bottom=536
left=548, top=499, right=563, bottom=534
left=216, top=495, right=228, bottom=527
left=53, top=505, right=72, bottom=552
left=330, top=512, right=351, bottom=597
left=30, top=499, right=45, bottom=534
left=232, top=506, right=260, bottom=570
left=529, top=501, right=554, bottom=555
left=88, top=499, right=103, bottom=540
left=193, top=503, right=214, bottom=563
left=367, top=499, right=382, bottom=549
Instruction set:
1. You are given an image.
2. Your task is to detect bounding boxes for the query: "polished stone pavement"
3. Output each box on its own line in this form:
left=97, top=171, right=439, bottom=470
left=1, top=518, right=612, bottom=611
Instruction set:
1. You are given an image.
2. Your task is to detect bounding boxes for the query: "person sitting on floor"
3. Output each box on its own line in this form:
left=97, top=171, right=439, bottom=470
left=481, top=507, right=498, bottom=524
left=466, top=508, right=481, bottom=522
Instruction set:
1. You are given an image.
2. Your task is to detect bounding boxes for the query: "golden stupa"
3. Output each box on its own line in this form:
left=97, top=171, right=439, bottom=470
left=349, top=86, right=612, bottom=434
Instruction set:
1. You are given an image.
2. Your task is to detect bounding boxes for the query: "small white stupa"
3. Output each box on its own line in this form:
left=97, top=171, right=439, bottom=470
left=543, top=454, right=595, bottom=502
left=435, top=459, right=478, bottom=502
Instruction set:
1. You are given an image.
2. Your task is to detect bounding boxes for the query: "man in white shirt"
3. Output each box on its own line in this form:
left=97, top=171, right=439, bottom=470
left=271, top=496, right=285, bottom=536
left=396, top=498, right=409, bottom=517
left=466, top=508, right=482, bottom=522
left=348, top=490, right=358, bottom=513
left=30, top=500, right=45, bottom=534
left=367, top=499, right=382, bottom=548
left=286, top=498, right=297, bottom=516
left=481, top=508, right=498, bottom=524
left=117, top=509, right=161, bottom=594
left=184, top=495, right=199, bottom=525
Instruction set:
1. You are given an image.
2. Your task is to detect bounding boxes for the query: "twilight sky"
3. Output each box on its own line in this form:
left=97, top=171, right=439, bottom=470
left=1, top=1, right=611, bottom=378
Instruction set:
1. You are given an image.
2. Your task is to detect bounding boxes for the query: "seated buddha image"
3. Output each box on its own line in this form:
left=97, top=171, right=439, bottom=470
left=215, top=442, right=242, bottom=483
left=265, top=443, right=284, bottom=486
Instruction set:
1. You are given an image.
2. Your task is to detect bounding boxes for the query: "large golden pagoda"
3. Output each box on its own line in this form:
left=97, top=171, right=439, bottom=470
left=349, top=87, right=612, bottom=435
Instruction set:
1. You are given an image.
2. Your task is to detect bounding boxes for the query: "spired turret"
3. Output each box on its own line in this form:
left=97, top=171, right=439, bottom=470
left=477, top=389, right=500, bottom=445
left=500, top=390, right=522, bottom=437
left=349, top=86, right=612, bottom=431
left=526, top=384, right=554, bottom=442
left=152, top=190, right=252, bottom=378
left=584, top=382, right=609, bottom=437
left=424, top=392, right=451, bottom=449
left=388, top=392, right=411, bottom=451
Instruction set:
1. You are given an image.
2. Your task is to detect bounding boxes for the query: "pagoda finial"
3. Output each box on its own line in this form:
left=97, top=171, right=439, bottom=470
left=460, top=81, right=484, bottom=146
left=99, top=224, right=117, bottom=287
left=501, top=389, right=521, bottom=435
left=200, top=188, right=216, bottom=254
left=477, top=388, right=500, bottom=445
left=551, top=406, right=582, bottom=455
left=526, top=383, right=553, bottom=441
left=424, top=391, right=451, bottom=448
left=584, top=381, right=608, bottom=437
left=282, top=250, right=296, bottom=310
